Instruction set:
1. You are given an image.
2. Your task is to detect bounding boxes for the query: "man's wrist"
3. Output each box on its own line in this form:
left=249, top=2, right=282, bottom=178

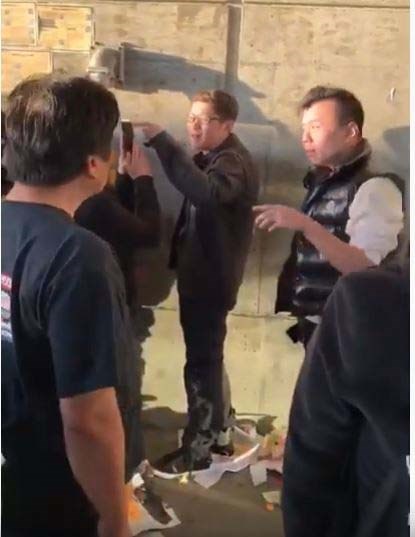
left=302, top=215, right=317, bottom=238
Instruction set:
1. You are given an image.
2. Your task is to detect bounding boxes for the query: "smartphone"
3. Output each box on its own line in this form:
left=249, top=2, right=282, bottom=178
left=121, top=120, right=134, bottom=153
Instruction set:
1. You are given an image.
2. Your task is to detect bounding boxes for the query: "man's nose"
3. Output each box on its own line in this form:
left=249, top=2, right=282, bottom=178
left=302, top=128, right=311, bottom=144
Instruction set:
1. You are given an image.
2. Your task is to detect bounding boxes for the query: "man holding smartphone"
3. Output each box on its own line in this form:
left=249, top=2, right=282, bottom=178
left=137, top=90, right=259, bottom=474
left=75, top=122, right=161, bottom=311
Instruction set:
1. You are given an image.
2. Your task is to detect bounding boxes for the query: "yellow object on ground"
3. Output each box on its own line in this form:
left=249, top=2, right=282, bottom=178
left=126, top=482, right=143, bottom=522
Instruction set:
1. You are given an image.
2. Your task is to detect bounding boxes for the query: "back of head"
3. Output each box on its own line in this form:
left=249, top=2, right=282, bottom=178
left=300, top=85, right=364, bottom=134
left=4, top=74, right=119, bottom=187
left=192, top=89, right=239, bottom=122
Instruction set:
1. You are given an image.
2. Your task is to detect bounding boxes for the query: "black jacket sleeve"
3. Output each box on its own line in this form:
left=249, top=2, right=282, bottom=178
left=114, top=173, right=161, bottom=247
left=148, top=131, right=246, bottom=207
left=75, top=176, right=160, bottom=249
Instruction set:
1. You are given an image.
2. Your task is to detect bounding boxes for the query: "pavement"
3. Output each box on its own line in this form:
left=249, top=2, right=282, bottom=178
left=140, top=406, right=285, bottom=537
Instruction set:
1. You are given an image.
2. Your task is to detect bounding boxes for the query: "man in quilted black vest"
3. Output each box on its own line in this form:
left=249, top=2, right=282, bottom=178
left=254, top=86, right=404, bottom=347
left=137, top=91, right=259, bottom=473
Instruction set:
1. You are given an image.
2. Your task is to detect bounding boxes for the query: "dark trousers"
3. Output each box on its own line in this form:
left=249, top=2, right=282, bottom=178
left=179, top=296, right=234, bottom=461
left=1, top=460, right=98, bottom=537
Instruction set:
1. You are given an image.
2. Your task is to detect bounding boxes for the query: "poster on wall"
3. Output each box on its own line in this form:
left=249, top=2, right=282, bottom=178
left=1, top=2, right=37, bottom=47
left=2, top=49, right=52, bottom=94
left=37, top=5, right=94, bottom=51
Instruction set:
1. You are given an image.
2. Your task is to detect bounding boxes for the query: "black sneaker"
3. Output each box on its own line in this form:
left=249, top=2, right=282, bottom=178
left=152, top=446, right=212, bottom=475
left=211, top=428, right=234, bottom=457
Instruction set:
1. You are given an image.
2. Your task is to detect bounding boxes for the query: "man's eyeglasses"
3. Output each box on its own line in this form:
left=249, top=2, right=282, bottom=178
left=187, top=114, right=221, bottom=126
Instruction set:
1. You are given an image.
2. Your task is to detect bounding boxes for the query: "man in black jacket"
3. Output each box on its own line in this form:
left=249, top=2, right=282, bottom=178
left=282, top=262, right=409, bottom=537
left=254, top=86, right=404, bottom=347
left=75, top=142, right=161, bottom=473
left=75, top=141, right=161, bottom=310
left=138, top=90, right=259, bottom=472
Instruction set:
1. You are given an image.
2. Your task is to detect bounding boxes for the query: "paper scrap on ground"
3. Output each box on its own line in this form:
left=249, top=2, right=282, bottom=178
left=258, top=429, right=286, bottom=460
left=154, top=426, right=260, bottom=489
left=249, top=458, right=283, bottom=486
left=129, top=500, right=180, bottom=535
left=249, top=427, right=286, bottom=486
left=128, top=472, right=181, bottom=535
left=262, top=490, right=281, bottom=505
left=194, top=442, right=259, bottom=488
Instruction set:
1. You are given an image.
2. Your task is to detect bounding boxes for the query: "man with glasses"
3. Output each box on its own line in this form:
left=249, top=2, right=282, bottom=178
left=138, top=90, right=259, bottom=474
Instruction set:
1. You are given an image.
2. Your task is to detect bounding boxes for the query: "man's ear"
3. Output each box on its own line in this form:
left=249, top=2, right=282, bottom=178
left=84, top=154, right=109, bottom=190
left=347, top=121, right=360, bottom=139
left=85, top=154, right=106, bottom=180
left=224, top=119, right=235, bottom=133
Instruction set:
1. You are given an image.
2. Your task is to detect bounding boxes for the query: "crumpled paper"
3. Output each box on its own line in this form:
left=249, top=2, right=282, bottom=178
left=249, top=428, right=286, bottom=487
left=262, top=490, right=281, bottom=505
left=127, top=473, right=181, bottom=535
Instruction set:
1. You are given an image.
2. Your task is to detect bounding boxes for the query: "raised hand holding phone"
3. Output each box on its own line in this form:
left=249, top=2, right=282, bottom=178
left=118, top=133, right=152, bottom=179
left=121, top=120, right=134, bottom=154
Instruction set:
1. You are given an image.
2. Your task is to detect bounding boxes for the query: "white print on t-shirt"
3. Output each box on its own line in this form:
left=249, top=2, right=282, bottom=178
left=1, top=273, right=13, bottom=342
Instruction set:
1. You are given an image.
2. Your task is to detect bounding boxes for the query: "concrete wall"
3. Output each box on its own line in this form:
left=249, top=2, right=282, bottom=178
left=2, top=0, right=409, bottom=425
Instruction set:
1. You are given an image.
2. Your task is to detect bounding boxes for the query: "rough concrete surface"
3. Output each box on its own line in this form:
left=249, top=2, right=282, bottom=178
left=1, top=2, right=408, bottom=533
left=141, top=407, right=285, bottom=537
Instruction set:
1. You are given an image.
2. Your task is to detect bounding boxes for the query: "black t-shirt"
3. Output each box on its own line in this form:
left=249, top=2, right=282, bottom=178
left=1, top=200, right=141, bottom=529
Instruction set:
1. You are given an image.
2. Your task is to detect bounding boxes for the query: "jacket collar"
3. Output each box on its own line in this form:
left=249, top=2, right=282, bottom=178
left=193, top=133, right=237, bottom=168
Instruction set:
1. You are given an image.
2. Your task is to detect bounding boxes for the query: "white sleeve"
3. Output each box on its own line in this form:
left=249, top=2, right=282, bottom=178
left=345, top=177, right=404, bottom=265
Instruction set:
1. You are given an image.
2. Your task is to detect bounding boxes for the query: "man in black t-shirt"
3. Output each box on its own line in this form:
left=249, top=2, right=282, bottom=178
left=2, top=75, right=137, bottom=537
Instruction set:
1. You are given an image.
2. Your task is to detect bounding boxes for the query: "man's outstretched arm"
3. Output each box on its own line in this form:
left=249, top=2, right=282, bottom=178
left=137, top=124, right=245, bottom=207
left=253, top=204, right=374, bottom=274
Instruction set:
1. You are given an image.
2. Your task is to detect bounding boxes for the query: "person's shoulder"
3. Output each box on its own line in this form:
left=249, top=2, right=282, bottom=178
left=75, top=190, right=115, bottom=219
left=332, top=264, right=409, bottom=314
left=361, top=175, right=403, bottom=191
left=39, top=216, right=115, bottom=279
left=65, top=222, right=114, bottom=262
left=213, top=135, right=253, bottom=170
left=224, top=134, right=252, bottom=158
left=50, top=223, right=121, bottom=285
left=358, top=172, right=405, bottom=200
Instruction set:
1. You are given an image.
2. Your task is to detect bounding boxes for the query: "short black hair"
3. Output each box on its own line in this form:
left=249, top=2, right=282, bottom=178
left=300, top=86, right=364, bottom=133
left=5, top=74, right=119, bottom=186
left=192, top=90, right=239, bottom=121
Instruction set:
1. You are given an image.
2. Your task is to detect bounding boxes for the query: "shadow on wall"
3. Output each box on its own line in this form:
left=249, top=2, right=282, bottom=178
left=120, top=45, right=306, bottom=303
left=121, top=44, right=305, bottom=185
left=382, top=126, right=410, bottom=179
left=119, top=49, right=409, bottom=307
left=382, top=125, right=410, bottom=235
left=122, top=45, right=265, bottom=123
